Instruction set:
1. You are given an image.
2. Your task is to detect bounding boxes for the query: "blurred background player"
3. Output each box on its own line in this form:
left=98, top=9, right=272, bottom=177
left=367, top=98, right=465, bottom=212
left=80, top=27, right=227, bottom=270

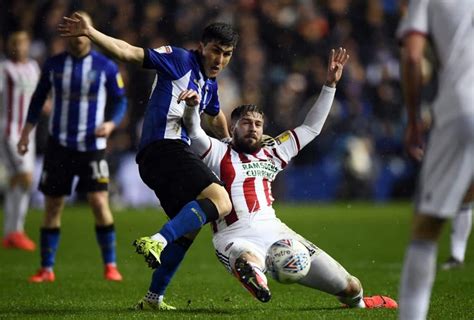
left=17, top=12, right=127, bottom=282
left=58, top=13, right=237, bottom=308
left=0, top=30, right=40, bottom=251
left=180, top=47, right=397, bottom=309
left=397, top=1, right=474, bottom=319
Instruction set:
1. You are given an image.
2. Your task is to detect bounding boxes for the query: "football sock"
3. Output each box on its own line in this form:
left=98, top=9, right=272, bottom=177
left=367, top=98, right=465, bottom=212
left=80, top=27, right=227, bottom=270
left=451, top=205, right=472, bottom=262
left=399, top=239, right=437, bottom=320
left=149, top=237, right=193, bottom=296
left=95, top=224, right=117, bottom=265
left=339, top=285, right=365, bottom=308
left=298, top=249, right=351, bottom=295
left=3, top=188, right=14, bottom=235
left=12, top=185, right=30, bottom=232
left=144, top=291, right=162, bottom=303
left=40, top=227, right=60, bottom=268
left=157, top=199, right=218, bottom=244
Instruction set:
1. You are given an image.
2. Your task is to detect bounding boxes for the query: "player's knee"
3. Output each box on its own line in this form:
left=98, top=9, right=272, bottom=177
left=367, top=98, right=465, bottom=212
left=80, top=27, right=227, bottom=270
left=209, top=185, right=232, bottom=217
left=87, top=191, right=109, bottom=211
left=411, top=214, right=445, bottom=241
left=10, top=173, right=33, bottom=189
left=342, top=276, right=362, bottom=298
left=199, top=183, right=232, bottom=217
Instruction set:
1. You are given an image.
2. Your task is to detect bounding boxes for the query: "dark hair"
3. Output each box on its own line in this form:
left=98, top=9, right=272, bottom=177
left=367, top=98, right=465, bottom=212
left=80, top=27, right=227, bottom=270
left=231, top=104, right=264, bottom=123
left=201, top=22, right=239, bottom=47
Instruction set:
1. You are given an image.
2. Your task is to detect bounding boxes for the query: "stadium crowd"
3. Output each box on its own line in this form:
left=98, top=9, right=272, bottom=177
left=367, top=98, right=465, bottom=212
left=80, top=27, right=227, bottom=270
left=0, top=0, right=417, bottom=205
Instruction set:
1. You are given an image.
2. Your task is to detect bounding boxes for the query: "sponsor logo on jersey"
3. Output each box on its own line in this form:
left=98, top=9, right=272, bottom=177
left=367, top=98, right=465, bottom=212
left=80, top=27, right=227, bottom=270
left=241, top=161, right=278, bottom=180
left=224, top=242, right=234, bottom=252
left=155, top=45, right=173, bottom=54
left=87, top=70, right=98, bottom=83
left=275, top=131, right=291, bottom=145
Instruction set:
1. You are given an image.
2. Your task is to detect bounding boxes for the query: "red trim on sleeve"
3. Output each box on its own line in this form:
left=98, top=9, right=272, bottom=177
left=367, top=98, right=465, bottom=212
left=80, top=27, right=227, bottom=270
left=290, top=129, right=300, bottom=151
left=200, top=137, right=213, bottom=159
left=272, top=148, right=287, bottom=168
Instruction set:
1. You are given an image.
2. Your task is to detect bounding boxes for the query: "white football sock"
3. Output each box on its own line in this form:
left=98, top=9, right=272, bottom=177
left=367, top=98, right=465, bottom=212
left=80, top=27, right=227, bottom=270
left=450, top=205, right=472, bottom=262
left=399, top=239, right=437, bottom=320
left=298, top=249, right=357, bottom=303
left=144, top=291, right=161, bottom=303
left=3, top=188, right=15, bottom=235
left=11, top=185, right=30, bottom=232
left=151, top=233, right=168, bottom=247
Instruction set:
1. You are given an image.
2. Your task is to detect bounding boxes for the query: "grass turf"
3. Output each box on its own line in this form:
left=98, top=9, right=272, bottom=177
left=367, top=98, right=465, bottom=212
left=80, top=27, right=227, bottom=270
left=1, top=202, right=473, bottom=319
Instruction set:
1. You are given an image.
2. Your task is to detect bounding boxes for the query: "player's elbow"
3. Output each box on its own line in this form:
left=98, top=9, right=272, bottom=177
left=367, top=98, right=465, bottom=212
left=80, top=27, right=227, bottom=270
left=118, top=46, right=144, bottom=65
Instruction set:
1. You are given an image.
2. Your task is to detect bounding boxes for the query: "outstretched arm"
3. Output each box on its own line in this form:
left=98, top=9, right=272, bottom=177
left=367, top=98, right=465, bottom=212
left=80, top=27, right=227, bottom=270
left=179, top=90, right=212, bottom=156
left=58, top=12, right=144, bottom=65
left=293, top=48, right=349, bottom=149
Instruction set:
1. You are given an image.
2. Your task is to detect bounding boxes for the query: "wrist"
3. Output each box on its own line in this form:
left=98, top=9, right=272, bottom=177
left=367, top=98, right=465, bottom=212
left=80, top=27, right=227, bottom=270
left=325, top=80, right=336, bottom=88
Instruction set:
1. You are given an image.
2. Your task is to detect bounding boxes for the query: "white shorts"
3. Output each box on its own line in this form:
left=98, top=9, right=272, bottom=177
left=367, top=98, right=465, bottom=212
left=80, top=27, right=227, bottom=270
left=0, top=137, right=35, bottom=176
left=213, top=218, right=319, bottom=273
left=416, top=116, right=474, bottom=218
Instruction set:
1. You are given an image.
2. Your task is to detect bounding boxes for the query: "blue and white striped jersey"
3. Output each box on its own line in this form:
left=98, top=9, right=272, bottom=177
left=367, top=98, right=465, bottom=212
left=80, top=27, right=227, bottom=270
left=139, top=46, right=220, bottom=151
left=27, top=50, right=126, bottom=151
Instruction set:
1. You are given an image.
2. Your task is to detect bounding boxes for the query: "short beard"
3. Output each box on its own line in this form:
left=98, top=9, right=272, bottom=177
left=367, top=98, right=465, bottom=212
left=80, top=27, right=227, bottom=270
left=232, top=136, right=261, bottom=154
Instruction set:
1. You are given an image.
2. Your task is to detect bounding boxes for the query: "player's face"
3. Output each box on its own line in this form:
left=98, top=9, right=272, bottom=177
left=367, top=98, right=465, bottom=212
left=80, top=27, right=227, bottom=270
left=7, top=32, right=30, bottom=62
left=67, top=35, right=91, bottom=57
left=232, top=112, right=264, bottom=154
left=199, top=41, right=234, bottom=78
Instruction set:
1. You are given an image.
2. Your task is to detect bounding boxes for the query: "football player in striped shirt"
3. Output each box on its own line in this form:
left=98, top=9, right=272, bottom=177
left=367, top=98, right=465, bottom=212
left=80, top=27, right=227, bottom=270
left=181, top=48, right=397, bottom=309
left=17, top=12, right=126, bottom=283
left=0, top=30, right=40, bottom=251
left=59, top=12, right=236, bottom=309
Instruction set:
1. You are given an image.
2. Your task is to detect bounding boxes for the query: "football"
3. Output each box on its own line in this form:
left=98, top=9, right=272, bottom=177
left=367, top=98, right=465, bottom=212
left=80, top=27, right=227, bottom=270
left=265, top=239, right=311, bottom=284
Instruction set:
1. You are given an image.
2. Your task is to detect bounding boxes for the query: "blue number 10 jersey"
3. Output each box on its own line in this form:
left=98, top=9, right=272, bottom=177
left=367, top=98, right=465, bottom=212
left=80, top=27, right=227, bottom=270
left=139, top=46, right=220, bottom=151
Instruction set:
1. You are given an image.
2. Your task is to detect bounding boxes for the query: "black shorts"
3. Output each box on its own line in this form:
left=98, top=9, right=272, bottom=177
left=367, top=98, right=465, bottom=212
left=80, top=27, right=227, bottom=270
left=39, top=138, right=109, bottom=196
left=137, top=139, right=222, bottom=218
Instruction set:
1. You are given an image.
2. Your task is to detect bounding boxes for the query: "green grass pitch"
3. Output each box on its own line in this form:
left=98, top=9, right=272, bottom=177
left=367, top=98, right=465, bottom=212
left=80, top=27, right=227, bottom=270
left=1, top=202, right=473, bottom=319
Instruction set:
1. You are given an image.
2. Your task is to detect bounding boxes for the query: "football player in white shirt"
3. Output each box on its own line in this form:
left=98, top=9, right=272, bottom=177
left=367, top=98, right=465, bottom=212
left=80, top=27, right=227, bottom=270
left=398, top=1, right=474, bottom=319
left=181, top=48, right=397, bottom=309
left=0, top=31, right=40, bottom=251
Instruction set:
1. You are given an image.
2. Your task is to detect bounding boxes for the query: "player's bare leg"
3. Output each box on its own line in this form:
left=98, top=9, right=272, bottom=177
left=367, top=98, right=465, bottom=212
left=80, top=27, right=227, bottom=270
left=197, top=183, right=232, bottom=219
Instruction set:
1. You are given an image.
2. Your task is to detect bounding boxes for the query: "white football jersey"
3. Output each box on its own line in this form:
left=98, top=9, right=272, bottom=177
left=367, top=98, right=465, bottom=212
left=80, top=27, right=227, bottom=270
left=201, top=131, right=301, bottom=233
left=0, top=59, right=40, bottom=141
left=397, top=0, right=474, bottom=126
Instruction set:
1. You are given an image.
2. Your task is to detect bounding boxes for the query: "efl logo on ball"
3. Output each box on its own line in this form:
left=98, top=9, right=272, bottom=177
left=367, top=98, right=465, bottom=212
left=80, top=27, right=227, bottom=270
left=265, top=239, right=311, bottom=284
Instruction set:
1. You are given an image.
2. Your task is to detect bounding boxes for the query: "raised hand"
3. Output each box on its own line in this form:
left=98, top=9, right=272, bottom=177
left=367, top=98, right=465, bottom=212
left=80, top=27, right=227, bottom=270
left=326, top=47, right=350, bottom=87
left=177, top=89, right=201, bottom=107
left=58, top=12, right=91, bottom=38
